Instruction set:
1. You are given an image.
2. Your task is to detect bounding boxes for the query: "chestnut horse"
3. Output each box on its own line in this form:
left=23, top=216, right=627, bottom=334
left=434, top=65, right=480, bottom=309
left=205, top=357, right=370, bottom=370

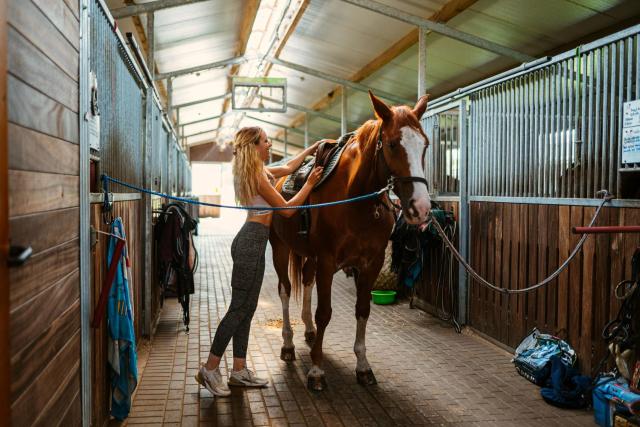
left=270, top=92, right=431, bottom=390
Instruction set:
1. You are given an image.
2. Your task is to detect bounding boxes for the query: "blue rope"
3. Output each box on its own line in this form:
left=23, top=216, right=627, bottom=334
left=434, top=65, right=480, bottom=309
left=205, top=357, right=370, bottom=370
left=102, top=174, right=389, bottom=211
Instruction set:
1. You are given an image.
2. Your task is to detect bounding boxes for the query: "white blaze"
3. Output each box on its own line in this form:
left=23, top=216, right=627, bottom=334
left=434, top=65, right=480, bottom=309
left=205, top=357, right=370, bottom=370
left=399, top=126, right=431, bottom=222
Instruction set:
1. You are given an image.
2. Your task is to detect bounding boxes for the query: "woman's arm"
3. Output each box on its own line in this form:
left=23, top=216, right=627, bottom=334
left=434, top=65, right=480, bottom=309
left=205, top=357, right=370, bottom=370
left=257, top=167, right=324, bottom=218
left=267, top=141, right=321, bottom=178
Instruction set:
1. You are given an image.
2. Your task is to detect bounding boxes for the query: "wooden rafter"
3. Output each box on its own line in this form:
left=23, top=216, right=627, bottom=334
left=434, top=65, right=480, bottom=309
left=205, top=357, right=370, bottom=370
left=278, top=0, right=477, bottom=138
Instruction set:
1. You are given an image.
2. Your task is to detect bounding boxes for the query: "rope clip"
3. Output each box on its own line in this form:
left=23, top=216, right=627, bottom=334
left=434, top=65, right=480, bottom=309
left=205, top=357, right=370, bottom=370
left=595, top=189, right=615, bottom=202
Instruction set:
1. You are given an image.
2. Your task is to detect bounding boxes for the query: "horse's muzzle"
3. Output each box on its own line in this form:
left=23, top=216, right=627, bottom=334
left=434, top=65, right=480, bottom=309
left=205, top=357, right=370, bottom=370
left=404, top=198, right=431, bottom=224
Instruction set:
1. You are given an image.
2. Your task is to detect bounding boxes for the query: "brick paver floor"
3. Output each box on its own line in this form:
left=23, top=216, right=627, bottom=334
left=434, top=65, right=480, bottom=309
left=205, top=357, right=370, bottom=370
left=126, top=233, right=595, bottom=426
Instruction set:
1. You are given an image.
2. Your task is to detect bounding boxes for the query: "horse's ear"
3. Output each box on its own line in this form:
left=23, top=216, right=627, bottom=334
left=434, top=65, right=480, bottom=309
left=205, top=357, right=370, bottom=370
left=369, top=90, right=392, bottom=122
left=412, top=94, right=430, bottom=120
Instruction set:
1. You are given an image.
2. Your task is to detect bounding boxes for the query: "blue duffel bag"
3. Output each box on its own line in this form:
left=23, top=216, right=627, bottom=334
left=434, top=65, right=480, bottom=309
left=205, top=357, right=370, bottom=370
left=512, top=328, right=577, bottom=386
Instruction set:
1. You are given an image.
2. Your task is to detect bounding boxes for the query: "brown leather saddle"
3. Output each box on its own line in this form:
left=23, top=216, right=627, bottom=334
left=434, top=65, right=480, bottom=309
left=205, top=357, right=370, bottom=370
left=281, top=132, right=353, bottom=200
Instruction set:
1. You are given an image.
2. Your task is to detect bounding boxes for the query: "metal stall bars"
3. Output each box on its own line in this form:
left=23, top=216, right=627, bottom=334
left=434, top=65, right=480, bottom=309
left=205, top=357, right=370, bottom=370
left=430, top=24, right=640, bottom=203
left=422, top=100, right=469, bottom=325
left=91, top=1, right=147, bottom=194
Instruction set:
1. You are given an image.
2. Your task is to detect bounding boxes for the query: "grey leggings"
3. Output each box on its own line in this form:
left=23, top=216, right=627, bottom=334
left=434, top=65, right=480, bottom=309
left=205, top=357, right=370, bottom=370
left=211, top=221, right=269, bottom=359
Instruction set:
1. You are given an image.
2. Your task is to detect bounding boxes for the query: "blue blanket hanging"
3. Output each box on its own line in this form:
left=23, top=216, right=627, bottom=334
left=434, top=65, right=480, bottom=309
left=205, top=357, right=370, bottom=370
left=107, top=217, right=138, bottom=420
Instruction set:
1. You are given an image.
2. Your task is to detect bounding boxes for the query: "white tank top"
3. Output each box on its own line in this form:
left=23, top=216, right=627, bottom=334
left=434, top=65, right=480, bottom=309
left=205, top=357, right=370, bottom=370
left=236, top=171, right=275, bottom=216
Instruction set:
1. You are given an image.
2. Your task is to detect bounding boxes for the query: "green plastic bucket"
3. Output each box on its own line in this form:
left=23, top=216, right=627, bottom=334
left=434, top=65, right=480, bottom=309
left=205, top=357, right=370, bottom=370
left=371, top=290, right=396, bottom=305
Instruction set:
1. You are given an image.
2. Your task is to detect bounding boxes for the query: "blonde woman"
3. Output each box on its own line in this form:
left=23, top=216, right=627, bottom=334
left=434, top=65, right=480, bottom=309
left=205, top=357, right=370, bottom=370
left=196, top=126, right=323, bottom=396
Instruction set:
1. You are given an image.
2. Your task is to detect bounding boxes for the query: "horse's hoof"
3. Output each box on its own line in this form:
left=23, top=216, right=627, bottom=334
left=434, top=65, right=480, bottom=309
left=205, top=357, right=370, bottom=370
left=280, top=347, right=296, bottom=362
left=304, top=331, right=316, bottom=343
left=307, top=375, right=327, bottom=391
left=356, top=369, right=377, bottom=386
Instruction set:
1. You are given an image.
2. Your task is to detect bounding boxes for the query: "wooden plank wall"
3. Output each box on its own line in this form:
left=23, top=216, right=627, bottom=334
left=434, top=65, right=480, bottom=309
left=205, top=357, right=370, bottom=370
left=0, top=0, right=10, bottom=422
left=468, top=202, right=640, bottom=373
left=90, top=200, right=142, bottom=427
left=7, top=0, right=81, bottom=425
left=416, top=201, right=459, bottom=315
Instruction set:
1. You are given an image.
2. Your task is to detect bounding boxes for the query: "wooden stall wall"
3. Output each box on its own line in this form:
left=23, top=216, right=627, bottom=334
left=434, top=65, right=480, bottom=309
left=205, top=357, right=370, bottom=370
left=415, top=200, right=460, bottom=316
left=90, top=199, right=142, bottom=427
left=468, top=202, right=640, bottom=373
left=0, top=0, right=10, bottom=422
left=7, top=0, right=82, bottom=425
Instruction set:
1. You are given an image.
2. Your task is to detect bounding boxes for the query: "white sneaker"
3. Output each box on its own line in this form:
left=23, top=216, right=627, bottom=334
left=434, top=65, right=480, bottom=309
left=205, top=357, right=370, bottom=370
left=228, top=368, right=269, bottom=387
left=195, top=365, right=231, bottom=397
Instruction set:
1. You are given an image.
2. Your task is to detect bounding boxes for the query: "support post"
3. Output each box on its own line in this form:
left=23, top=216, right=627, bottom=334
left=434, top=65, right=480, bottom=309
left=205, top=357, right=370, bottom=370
left=457, top=100, right=468, bottom=325
left=284, top=128, right=288, bottom=157
left=304, top=113, right=309, bottom=148
left=143, top=90, right=153, bottom=338
left=176, top=108, right=180, bottom=146
left=341, top=85, right=347, bottom=135
left=146, top=12, right=154, bottom=79
left=167, top=77, right=173, bottom=123
left=418, top=27, right=427, bottom=99
left=79, top=0, right=92, bottom=424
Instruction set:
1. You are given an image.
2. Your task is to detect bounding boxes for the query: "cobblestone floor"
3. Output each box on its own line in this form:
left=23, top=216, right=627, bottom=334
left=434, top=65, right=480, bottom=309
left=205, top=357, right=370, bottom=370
left=126, top=233, right=595, bottom=426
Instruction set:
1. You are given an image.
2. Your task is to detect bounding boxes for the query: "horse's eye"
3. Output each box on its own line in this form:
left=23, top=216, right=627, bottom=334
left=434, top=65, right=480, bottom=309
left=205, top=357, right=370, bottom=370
left=389, top=141, right=396, bottom=149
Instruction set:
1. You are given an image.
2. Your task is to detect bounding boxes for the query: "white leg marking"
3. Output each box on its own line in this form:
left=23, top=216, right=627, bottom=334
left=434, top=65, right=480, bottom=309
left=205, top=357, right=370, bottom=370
left=400, top=126, right=432, bottom=222
left=354, top=316, right=371, bottom=372
left=279, top=286, right=294, bottom=348
left=307, top=365, right=325, bottom=377
left=301, top=283, right=315, bottom=335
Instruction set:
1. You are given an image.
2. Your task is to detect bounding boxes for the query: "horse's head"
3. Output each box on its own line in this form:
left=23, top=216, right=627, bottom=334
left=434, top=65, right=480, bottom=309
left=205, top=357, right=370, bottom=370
left=369, top=91, right=431, bottom=225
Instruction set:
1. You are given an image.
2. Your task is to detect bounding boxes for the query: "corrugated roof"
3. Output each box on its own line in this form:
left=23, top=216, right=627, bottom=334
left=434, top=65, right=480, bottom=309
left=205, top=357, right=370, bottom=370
left=111, top=0, right=640, bottom=156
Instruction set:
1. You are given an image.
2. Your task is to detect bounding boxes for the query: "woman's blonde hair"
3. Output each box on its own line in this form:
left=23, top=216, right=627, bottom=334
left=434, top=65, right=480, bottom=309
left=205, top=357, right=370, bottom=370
left=232, top=126, right=266, bottom=206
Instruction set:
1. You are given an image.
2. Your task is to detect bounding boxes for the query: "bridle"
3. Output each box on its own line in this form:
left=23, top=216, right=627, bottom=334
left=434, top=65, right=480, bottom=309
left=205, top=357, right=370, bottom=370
left=373, top=124, right=430, bottom=199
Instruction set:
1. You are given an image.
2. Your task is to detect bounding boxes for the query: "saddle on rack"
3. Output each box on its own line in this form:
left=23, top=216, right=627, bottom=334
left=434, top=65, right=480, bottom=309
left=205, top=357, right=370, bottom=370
left=281, top=132, right=353, bottom=200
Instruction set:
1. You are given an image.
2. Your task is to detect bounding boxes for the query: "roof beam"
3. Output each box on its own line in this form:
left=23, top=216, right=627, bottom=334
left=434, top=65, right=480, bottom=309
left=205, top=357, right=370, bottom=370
left=184, top=128, right=217, bottom=139
left=283, top=0, right=478, bottom=135
left=154, top=56, right=247, bottom=80
left=260, top=95, right=359, bottom=128
left=341, top=0, right=535, bottom=63
left=111, top=0, right=210, bottom=19
left=173, top=93, right=230, bottom=110
left=245, top=115, right=324, bottom=140
left=180, top=114, right=222, bottom=128
left=269, top=57, right=413, bottom=106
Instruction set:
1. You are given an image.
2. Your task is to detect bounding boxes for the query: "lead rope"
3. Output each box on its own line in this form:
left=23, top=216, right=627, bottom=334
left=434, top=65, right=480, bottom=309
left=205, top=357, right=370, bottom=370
left=428, top=190, right=614, bottom=295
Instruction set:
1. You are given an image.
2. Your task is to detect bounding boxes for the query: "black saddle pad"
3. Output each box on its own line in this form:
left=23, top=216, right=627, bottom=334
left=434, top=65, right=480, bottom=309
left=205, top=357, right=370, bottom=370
left=281, top=132, right=353, bottom=201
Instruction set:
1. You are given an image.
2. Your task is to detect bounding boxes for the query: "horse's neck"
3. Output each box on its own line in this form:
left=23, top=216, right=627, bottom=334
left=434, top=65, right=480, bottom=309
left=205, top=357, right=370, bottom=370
left=347, top=131, right=388, bottom=194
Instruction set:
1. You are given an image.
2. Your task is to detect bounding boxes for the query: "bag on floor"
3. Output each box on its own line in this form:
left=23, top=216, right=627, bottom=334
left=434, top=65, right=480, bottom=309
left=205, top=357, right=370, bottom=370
left=540, top=355, right=592, bottom=409
left=512, top=328, right=577, bottom=386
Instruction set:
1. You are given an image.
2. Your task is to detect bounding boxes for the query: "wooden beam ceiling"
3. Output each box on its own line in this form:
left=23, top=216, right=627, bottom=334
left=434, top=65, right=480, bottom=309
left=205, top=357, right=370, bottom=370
left=277, top=0, right=477, bottom=138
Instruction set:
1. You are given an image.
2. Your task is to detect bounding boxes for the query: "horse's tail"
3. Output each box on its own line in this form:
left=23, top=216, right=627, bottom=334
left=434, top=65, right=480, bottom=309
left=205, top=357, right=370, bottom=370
left=288, top=251, right=304, bottom=301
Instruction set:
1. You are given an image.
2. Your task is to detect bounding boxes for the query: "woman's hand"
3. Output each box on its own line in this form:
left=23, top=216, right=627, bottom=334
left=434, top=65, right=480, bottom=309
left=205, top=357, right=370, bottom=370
left=310, top=140, right=322, bottom=154
left=306, top=167, right=324, bottom=187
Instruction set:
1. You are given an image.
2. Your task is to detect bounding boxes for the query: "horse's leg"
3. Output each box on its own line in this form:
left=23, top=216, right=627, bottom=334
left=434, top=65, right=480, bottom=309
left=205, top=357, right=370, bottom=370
left=301, top=257, right=317, bottom=344
left=353, top=256, right=384, bottom=386
left=271, top=235, right=296, bottom=362
left=307, top=257, right=334, bottom=391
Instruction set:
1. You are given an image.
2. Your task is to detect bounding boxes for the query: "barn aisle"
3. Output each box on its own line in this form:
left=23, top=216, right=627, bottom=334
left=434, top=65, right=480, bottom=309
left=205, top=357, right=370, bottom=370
left=125, top=233, right=593, bottom=427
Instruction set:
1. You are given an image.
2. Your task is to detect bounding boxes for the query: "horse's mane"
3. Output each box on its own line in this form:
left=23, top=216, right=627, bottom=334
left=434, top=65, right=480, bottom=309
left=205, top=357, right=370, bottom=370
left=353, top=106, right=415, bottom=150
left=354, top=119, right=381, bottom=151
